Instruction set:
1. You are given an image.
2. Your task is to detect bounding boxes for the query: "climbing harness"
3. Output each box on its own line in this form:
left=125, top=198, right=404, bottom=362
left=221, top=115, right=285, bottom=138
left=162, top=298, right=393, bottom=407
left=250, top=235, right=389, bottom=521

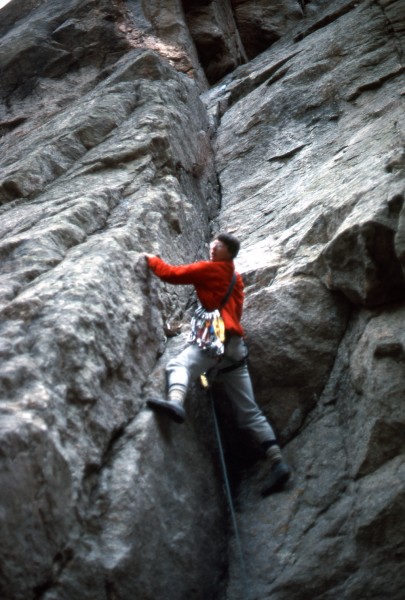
left=216, top=354, right=248, bottom=375
left=200, top=373, right=251, bottom=600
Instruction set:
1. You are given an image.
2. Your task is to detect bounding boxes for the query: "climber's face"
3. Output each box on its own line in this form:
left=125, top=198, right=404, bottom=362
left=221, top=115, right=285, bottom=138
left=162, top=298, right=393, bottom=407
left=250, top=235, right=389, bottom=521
left=209, top=239, right=232, bottom=262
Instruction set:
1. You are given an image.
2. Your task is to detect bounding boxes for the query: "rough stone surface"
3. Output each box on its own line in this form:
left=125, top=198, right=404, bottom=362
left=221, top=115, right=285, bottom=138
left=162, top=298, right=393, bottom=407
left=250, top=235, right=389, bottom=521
left=183, top=0, right=247, bottom=85
left=231, top=0, right=304, bottom=59
left=203, top=0, right=405, bottom=597
left=0, top=0, right=404, bottom=599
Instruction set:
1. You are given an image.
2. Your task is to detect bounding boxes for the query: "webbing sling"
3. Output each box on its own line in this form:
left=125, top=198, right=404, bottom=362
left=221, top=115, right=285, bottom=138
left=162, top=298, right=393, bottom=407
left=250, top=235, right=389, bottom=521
left=219, top=270, right=237, bottom=309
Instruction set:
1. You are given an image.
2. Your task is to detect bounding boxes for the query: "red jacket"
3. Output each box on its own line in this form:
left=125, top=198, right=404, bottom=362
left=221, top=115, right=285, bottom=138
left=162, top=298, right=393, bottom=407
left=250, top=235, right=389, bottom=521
left=147, top=256, right=245, bottom=336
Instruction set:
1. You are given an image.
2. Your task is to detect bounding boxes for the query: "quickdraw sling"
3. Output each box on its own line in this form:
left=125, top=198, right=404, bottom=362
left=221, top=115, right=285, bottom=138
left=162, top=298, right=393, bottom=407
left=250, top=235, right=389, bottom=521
left=189, top=271, right=237, bottom=357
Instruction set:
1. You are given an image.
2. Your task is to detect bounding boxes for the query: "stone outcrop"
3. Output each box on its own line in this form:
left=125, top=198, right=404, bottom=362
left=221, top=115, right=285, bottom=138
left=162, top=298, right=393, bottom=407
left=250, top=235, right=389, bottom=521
left=0, top=0, right=404, bottom=599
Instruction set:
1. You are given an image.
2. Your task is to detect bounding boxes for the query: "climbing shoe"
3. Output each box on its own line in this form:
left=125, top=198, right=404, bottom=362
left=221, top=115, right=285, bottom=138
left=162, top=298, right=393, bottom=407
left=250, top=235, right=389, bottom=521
left=146, top=397, right=186, bottom=424
left=261, top=461, right=291, bottom=497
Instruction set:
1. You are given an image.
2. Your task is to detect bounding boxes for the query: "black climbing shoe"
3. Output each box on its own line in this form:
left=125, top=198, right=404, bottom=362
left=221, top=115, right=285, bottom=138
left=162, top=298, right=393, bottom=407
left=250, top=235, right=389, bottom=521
left=261, top=461, right=291, bottom=497
left=146, top=398, right=186, bottom=424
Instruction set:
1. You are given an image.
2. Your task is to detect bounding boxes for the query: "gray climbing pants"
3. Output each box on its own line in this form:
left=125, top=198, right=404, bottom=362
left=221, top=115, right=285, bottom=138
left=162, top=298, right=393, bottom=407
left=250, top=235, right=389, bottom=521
left=166, top=335, right=276, bottom=445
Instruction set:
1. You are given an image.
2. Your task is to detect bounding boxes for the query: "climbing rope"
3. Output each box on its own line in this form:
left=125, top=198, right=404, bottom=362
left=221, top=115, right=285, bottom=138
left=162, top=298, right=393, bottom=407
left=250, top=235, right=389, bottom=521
left=201, top=374, right=251, bottom=600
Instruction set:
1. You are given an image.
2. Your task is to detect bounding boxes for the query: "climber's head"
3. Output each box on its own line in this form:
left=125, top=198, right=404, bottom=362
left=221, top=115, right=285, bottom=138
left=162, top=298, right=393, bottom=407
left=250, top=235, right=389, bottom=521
left=210, top=232, right=240, bottom=261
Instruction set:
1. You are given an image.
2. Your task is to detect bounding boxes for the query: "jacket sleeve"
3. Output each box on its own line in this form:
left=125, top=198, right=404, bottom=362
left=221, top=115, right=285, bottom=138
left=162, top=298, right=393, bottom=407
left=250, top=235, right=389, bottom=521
left=147, top=256, right=214, bottom=285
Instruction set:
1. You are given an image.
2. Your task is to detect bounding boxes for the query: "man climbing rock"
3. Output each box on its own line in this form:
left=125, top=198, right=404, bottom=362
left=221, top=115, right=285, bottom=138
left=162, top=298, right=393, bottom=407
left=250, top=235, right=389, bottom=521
left=143, top=233, right=290, bottom=496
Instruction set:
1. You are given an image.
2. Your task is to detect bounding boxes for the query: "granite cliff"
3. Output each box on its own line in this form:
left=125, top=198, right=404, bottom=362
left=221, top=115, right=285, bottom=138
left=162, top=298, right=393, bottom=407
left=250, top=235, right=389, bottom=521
left=0, top=1, right=404, bottom=599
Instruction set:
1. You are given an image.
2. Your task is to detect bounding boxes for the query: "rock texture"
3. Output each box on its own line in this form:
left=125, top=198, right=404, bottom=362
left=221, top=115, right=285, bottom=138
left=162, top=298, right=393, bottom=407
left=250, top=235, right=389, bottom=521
left=203, top=1, right=405, bottom=598
left=0, top=0, right=404, bottom=599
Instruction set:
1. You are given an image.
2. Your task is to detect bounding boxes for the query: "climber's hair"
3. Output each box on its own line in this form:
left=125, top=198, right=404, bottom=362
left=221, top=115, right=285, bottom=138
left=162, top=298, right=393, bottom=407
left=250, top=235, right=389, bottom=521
left=216, top=232, right=240, bottom=258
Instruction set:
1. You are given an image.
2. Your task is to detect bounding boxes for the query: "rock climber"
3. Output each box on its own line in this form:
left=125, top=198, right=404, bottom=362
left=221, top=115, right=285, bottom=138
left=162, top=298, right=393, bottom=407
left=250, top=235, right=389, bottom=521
left=143, top=232, right=290, bottom=495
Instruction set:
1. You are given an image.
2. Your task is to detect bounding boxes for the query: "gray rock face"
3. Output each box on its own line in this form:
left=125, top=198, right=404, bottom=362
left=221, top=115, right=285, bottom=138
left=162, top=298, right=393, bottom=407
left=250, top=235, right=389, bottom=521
left=0, top=0, right=404, bottom=599
left=202, top=0, right=405, bottom=597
